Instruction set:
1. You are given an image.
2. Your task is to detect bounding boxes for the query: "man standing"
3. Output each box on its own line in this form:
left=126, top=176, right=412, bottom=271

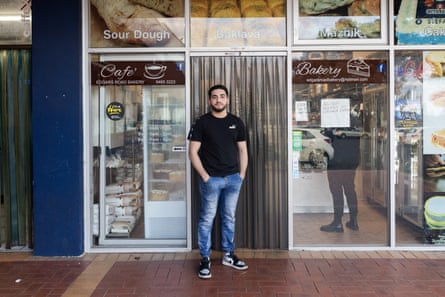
left=188, top=84, right=248, bottom=279
left=320, top=128, right=360, bottom=233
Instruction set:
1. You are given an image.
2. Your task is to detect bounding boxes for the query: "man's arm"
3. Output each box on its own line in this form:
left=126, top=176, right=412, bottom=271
left=237, top=140, right=248, bottom=179
left=189, top=140, right=210, bottom=182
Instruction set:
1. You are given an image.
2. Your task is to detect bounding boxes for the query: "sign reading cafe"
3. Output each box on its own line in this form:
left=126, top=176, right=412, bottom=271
left=91, top=61, right=185, bottom=86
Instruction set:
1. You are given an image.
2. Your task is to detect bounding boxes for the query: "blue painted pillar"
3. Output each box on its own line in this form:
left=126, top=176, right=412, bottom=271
left=32, top=0, right=84, bottom=256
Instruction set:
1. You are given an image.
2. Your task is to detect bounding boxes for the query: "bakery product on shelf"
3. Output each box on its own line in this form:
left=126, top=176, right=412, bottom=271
left=150, top=152, right=164, bottom=163
left=169, top=170, right=186, bottom=181
left=396, top=0, right=445, bottom=44
left=150, top=189, right=169, bottom=201
left=153, top=169, right=171, bottom=179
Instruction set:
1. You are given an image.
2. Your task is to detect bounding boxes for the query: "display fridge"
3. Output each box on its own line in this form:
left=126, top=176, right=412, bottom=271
left=90, top=55, right=189, bottom=247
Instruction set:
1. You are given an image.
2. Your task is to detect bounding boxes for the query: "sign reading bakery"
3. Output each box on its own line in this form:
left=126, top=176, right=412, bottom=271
left=89, top=0, right=185, bottom=48
left=294, top=0, right=387, bottom=44
left=91, top=61, right=185, bottom=85
left=292, top=58, right=387, bottom=84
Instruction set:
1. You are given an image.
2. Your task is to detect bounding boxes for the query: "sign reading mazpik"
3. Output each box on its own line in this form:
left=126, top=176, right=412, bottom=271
left=292, top=59, right=387, bottom=84
left=91, top=61, right=185, bottom=86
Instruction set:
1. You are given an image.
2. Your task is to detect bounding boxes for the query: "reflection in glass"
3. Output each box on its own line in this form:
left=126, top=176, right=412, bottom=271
left=292, top=51, right=389, bottom=246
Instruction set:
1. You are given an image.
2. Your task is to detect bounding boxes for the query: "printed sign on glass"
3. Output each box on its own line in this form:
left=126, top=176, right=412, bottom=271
left=89, top=0, right=185, bottom=48
left=190, top=0, right=286, bottom=47
left=294, top=0, right=386, bottom=44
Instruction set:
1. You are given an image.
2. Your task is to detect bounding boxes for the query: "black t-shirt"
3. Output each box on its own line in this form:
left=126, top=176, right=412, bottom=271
left=189, top=112, right=246, bottom=177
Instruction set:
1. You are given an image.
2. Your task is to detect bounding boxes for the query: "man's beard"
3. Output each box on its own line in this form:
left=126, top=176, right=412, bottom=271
left=210, top=105, right=226, bottom=113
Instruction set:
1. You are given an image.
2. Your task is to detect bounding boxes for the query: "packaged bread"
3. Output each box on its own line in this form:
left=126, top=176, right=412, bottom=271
left=169, top=170, right=185, bottom=181
left=150, top=189, right=169, bottom=201
left=153, top=169, right=171, bottom=179
left=129, top=0, right=184, bottom=16
left=150, top=152, right=164, bottom=163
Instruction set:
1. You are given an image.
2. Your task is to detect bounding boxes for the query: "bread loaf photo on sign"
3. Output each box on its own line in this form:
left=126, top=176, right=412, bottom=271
left=129, top=0, right=184, bottom=16
left=91, top=0, right=172, bottom=46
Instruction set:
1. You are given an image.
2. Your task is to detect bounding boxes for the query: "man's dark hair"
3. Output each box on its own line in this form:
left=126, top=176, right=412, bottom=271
left=208, top=84, right=229, bottom=98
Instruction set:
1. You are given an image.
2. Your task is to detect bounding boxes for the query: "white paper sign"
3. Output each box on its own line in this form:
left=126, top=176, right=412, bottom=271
left=295, top=101, right=308, bottom=122
left=321, top=98, right=350, bottom=128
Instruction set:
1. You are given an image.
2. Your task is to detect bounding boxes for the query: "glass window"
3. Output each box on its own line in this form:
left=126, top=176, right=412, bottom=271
left=294, top=0, right=387, bottom=45
left=291, top=51, right=390, bottom=246
left=0, top=0, right=32, bottom=45
left=89, top=0, right=185, bottom=48
left=89, top=54, right=188, bottom=247
left=395, top=50, right=445, bottom=246
left=395, top=0, right=445, bottom=45
left=190, top=0, right=286, bottom=47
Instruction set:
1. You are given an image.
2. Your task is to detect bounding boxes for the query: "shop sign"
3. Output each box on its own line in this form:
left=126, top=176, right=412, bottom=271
left=91, top=61, right=185, bottom=86
left=89, top=0, right=184, bottom=47
left=292, top=59, right=387, bottom=84
left=294, top=0, right=386, bottom=44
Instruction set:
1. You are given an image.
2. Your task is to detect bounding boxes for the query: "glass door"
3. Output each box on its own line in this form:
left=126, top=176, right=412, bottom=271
left=291, top=51, right=390, bottom=246
left=89, top=54, right=188, bottom=247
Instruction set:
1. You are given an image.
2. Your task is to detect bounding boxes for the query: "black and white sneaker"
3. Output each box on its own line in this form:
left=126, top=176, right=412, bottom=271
left=198, top=257, right=212, bottom=279
left=222, top=252, right=248, bottom=270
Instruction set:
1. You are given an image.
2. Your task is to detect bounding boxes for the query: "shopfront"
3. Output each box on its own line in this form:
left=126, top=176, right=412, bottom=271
left=82, top=0, right=445, bottom=253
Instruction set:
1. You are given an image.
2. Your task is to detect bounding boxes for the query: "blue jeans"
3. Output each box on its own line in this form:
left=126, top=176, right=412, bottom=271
left=198, top=173, right=243, bottom=258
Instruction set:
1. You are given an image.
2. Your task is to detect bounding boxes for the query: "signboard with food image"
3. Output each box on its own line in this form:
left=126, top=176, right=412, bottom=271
left=89, top=0, right=185, bottom=47
left=423, top=51, right=445, bottom=154
left=190, top=0, right=286, bottom=47
left=294, top=0, right=386, bottom=44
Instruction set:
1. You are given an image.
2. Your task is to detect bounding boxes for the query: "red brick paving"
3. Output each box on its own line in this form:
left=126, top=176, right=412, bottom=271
left=0, top=260, right=90, bottom=297
left=91, top=258, right=445, bottom=297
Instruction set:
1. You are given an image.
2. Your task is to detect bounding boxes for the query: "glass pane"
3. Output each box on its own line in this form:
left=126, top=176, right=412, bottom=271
left=89, top=0, right=185, bottom=48
left=0, top=0, right=32, bottom=45
left=291, top=51, right=389, bottom=246
left=89, top=55, right=187, bottom=246
left=190, top=0, right=286, bottom=47
left=294, top=0, right=386, bottom=44
left=395, top=50, right=445, bottom=246
left=395, top=0, right=445, bottom=45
